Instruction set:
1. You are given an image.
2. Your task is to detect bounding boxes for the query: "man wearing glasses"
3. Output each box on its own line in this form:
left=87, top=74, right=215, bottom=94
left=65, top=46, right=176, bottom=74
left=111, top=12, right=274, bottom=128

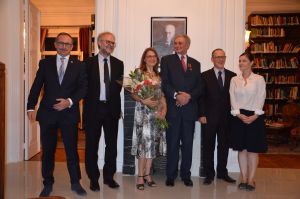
left=83, top=32, right=124, bottom=191
left=198, top=48, right=236, bottom=185
left=27, top=32, right=87, bottom=197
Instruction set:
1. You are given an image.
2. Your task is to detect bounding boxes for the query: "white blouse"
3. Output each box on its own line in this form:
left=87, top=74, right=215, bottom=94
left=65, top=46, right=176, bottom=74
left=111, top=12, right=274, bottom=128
left=229, top=72, right=266, bottom=116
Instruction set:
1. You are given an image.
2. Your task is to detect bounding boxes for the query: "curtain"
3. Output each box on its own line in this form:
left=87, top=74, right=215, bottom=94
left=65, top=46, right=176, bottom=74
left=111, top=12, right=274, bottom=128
left=79, top=27, right=90, bottom=60
left=40, top=28, right=48, bottom=51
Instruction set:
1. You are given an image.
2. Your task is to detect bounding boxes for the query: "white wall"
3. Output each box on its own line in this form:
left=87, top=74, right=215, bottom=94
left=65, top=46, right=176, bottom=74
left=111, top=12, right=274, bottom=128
left=0, top=0, right=25, bottom=162
left=95, top=0, right=246, bottom=175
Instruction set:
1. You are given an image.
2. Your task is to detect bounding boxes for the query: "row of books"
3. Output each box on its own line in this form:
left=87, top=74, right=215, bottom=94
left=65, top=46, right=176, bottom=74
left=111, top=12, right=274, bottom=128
left=264, top=104, right=283, bottom=116
left=251, top=15, right=300, bottom=26
left=251, top=27, right=285, bottom=38
left=260, top=73, right=299, bottom=84
left=266, top=87, right=298, bottom=100
left=251, top=42, right=300, bottom=53
left=253, top=57, right=299, bottom=69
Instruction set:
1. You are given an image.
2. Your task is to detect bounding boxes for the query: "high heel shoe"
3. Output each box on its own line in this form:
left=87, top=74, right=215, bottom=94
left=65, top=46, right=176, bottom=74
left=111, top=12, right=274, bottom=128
left=238, top=182, right=247, bottom=190
left=136, top=176, right=145, bottom=190
left=246, top=182, right=256, bottom=191
left=144, top=174, right=157, bottom=187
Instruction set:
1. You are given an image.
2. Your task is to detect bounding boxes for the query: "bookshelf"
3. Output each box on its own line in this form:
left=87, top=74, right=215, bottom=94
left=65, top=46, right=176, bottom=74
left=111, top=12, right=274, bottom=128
left=248, top=13, right=300, bottom=121
left=90, top=14, right=95, bottom=57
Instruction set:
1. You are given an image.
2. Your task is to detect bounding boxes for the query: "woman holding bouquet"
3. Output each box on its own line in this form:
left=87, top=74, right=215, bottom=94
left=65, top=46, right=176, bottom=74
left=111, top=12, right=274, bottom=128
left=131, top=48, right=167, bottom=190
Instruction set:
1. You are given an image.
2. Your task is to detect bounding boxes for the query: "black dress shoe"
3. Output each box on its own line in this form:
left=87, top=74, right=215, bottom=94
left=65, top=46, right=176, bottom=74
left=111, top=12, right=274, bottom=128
left=39, top=185, right=53, bottom=197
left=104, top=179, right=120, bottom=188
left=217, top=175, right=236, bottom=183
left=182, top=178, right=193, bottom=187
left=165, top=178, right=174, bottom=187
left=203, top=177, right=213, bottom=185
left=71, top=183, right=87, bottom=196
left=90, top=181, right=100, bottom=192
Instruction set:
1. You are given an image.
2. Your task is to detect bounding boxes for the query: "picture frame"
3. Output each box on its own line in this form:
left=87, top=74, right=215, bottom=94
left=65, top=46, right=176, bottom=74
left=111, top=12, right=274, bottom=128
left=151, top=17, right=187, bottom=59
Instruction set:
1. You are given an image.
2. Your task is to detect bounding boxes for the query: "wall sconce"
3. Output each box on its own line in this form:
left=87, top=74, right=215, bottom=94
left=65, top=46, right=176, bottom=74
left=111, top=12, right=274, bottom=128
left=245, top=30, right=251, bottom=48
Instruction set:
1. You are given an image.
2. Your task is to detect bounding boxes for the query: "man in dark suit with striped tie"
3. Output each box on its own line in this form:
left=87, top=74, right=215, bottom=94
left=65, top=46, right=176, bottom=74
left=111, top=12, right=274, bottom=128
left=27, top=32, right=87, bottom=197
left=161, top=34, right=202, bottom=187
left=198, top=48, right=236, bottom=185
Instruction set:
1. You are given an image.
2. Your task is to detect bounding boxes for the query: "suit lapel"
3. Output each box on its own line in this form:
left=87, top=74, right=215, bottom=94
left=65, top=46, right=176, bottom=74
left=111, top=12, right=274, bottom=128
left=209, top=68, right=222, bottom=91
left=94, top=55, right=100, bottom=94
left=51, top=55, right=60, bottom=86
left=224, top=69, right=231, bottom=90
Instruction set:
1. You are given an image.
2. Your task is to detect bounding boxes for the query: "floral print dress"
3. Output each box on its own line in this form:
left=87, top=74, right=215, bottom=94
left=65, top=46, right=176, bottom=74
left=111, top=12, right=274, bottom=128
left=131, top=75, right=167, bottom=158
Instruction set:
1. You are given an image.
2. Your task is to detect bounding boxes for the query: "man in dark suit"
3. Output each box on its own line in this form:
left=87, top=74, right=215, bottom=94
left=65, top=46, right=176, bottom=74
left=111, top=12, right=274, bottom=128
left=84, top=32, right=124, bottom=191
left=27, top=32, right=87, bottom=197
left=198, top=48, right=236, bottom=185
left=161, top=34, right=202, bottom=187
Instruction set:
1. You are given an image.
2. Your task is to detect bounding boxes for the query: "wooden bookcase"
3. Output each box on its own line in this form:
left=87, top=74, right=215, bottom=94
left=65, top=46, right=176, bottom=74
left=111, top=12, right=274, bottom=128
left=248, top=13, right=300, bottom=123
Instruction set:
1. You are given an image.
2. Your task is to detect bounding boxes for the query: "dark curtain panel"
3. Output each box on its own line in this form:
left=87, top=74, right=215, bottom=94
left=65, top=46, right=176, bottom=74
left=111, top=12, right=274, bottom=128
left=79, top=27, right=90, bottom=60
left=40, top=28, right=48, bottom=51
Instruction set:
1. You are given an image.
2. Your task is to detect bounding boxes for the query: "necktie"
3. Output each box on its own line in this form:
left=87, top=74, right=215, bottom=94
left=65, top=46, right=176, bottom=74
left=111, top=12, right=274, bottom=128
left=103, top=58, right=110, bottom=100
left=58, top=57, right=65, bottom=85
left=218, top=71, right=223, bottom=88
left=181, top=55, right=186, bottom=72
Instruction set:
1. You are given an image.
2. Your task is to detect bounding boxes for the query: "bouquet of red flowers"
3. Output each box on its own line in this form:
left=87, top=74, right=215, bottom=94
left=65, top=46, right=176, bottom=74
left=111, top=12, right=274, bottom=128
left=118, top=69, right=168, bottom=130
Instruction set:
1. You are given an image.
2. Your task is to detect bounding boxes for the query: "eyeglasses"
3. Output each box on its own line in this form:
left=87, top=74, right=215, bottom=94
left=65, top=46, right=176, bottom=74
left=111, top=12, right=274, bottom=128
left=101, top=40, right=116, bottom=46
left=55, top=41, right=73, bottom=48
left=213, top=56, right=226, bottom=59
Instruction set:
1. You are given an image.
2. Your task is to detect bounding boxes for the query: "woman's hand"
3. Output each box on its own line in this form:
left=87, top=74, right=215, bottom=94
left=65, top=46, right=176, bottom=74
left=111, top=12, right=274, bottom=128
left=141, top=98, right=159, bottom=108
left=243, top=114, right=258, bottom=124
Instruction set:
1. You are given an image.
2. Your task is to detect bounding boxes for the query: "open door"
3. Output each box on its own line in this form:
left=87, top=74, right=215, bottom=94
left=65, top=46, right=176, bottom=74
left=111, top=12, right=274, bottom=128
left=24, top=1, right=41, bottom=160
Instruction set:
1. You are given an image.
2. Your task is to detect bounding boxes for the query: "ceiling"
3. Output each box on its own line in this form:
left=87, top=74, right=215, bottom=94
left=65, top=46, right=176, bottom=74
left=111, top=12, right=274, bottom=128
left=30, top=0, right=95, bottom=26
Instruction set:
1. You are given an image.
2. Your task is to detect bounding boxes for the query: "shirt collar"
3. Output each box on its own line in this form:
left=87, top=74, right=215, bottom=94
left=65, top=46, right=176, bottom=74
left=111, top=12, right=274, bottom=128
left=177, top=53, right=187, bottom=60
left=213, top=67, right=224, bottom=74
left=238, top=72, right=254, bottom=80
left=57, top=54, right=70, bottom=61
left=98, top=53, right=110, bottom=62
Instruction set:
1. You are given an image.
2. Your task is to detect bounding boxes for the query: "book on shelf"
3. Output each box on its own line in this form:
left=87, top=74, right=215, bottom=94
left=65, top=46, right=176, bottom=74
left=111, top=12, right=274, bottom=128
left=254, top=57, right=299, bottom=69
left=266, top=87, right=298, bottom=100
left=251, top=42, right=300, bottom=53
left=251, top=15, right=300, bottom=26
left=251, top=27, right=285, bottom=38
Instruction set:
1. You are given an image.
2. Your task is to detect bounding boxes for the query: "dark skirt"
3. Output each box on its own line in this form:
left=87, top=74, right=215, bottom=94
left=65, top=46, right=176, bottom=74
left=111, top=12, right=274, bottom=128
left=230, top=109, right=267, bottom=153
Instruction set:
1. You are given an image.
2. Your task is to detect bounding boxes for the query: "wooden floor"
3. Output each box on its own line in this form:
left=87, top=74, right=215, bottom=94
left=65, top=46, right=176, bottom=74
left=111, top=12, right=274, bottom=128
left=29, top=148, right=300, bottom=169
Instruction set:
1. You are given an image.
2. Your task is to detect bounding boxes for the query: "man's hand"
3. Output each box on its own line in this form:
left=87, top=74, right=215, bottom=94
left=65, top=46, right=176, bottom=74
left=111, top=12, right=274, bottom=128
left=53, top=98, right=70, bottom=111
left=27, top=111, right=36, bottom=121
left=176, top=92, right=191, bottom=107
left=198, top=116, right=207, bottom=124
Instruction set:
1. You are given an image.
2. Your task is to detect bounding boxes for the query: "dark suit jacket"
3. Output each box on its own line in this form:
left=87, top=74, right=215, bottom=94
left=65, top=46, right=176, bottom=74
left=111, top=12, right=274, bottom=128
left=198, top=68, right=236, bottom=124
left=27, top=55, right=87, bottom=124
left=83, top=55, right=124, bottom=125
left=161, top=54, right=203, bottom=121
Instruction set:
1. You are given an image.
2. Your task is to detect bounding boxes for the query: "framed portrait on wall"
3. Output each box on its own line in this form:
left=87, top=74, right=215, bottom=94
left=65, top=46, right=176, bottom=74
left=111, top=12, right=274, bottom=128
left=151, top=17, right=187, bottom=59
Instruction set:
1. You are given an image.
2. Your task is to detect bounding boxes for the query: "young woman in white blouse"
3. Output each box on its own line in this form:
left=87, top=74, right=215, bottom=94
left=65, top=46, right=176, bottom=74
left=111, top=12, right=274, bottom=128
left=229, top=52, right=267, bottom=191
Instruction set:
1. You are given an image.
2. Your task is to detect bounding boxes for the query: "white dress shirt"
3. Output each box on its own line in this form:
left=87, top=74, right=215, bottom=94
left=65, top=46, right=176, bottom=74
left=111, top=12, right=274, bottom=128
left=229, top=72, right=266, bottom=116
left=177, top=53, right=187, bottom=66
left=56, top=54, right=73, bottom=107
left=213, top=67, right=225, bottom=86
left=56, top=54, right=69, bottom=75
left=98, top=53, right=111, bottom=101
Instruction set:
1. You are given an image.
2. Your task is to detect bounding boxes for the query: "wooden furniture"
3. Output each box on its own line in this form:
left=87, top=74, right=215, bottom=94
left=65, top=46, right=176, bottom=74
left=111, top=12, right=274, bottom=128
left=0, top=62, right=5, bottom=199
left=248, top=13, right=300, bottom=122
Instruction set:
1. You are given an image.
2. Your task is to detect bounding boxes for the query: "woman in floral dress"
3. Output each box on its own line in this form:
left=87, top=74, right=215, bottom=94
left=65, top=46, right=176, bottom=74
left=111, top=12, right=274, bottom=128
left=131, top=48, right=167, bottom=190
